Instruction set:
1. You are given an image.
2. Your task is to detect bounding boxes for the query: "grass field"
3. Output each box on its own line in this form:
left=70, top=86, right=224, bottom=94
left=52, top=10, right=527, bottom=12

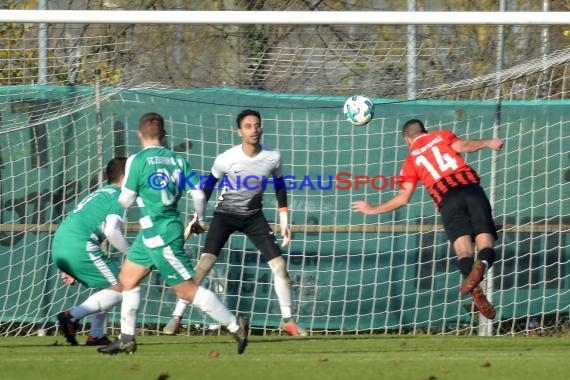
left=1, top=334, right=569, bottom=380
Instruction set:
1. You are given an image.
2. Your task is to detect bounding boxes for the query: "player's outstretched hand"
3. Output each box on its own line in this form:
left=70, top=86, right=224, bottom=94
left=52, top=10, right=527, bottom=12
left=488, top=138, right=503, bottom=151
left=61, top=272, right=76, bottom=285
left=351, top=200, right=375, bottom=215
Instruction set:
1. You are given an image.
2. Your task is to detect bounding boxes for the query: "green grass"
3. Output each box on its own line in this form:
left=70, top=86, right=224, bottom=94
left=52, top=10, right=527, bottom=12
left=1, top=334, right=569, bottom=380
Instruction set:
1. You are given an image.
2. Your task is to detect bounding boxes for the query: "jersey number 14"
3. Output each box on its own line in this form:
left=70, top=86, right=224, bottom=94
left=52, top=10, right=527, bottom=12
left=415, top=146, right=458, bottom=180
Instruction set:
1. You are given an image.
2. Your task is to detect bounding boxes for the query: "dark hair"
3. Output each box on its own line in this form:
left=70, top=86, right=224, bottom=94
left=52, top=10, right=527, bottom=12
left=139, top=112, right=166, bottom=140
left=402, top=119, right=427, bottom=137
left=106, top=157, right=127, bottom=183
left=236, top=109, right=261, bottom=129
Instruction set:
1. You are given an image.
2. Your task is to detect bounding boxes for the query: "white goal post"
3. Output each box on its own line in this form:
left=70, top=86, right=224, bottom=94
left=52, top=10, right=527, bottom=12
left=0, top=9, right=569, bottom=339
left=0, top=10, right=569, bottom=25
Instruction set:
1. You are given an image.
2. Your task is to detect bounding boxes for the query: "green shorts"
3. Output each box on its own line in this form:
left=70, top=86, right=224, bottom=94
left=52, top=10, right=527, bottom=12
left=127, top=233, right=195, bottom=286
left=51, top=233, right=119, bottom=289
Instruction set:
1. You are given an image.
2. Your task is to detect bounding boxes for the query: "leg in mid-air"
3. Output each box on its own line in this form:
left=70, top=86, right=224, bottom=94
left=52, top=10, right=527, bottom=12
left=460, top=233, right=497, bottom=296
left=454, top=235, right=495, bottom=320
left=441, top=185, right=496, bottom=320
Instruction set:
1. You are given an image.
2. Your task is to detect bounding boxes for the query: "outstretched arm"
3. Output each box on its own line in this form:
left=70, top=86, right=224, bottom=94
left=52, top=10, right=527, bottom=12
left=351, top=182, right=415, bottom=215
left=451, top=138, right=502, bottom=154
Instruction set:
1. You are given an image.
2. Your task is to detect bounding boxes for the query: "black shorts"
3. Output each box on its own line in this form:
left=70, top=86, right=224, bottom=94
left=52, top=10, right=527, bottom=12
left=203, top=211, right=281, bottom=261
left=439, top=184, right=498, bottom=244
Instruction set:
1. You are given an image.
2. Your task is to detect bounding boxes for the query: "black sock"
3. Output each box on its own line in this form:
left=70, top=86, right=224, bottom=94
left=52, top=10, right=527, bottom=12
left=457, top=257, right=474, bottom=279
left=478, top=248, right=496, bottom=268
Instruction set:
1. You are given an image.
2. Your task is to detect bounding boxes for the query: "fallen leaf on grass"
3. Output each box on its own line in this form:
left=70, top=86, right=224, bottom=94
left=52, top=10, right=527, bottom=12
left=208, top=351, right=220, bottom=359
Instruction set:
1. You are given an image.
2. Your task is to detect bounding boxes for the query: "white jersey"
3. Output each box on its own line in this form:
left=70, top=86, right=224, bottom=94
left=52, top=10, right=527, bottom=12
left=211, top=144, right=282, bottom=215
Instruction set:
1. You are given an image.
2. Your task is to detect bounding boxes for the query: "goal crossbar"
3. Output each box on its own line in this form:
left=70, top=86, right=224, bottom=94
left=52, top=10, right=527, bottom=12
left=0, top=10, right=569, bottom=25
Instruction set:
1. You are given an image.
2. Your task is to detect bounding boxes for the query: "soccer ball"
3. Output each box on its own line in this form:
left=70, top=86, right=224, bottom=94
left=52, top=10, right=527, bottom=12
left=343, top=95, right=374, bottom=126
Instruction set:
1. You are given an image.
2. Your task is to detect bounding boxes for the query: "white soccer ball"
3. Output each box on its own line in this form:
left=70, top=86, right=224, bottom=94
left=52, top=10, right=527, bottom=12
left=343, top=95, right=374, bottom=126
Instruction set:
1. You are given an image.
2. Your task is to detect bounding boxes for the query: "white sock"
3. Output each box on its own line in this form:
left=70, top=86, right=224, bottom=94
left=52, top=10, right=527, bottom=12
left=173, top=299, right=190, bottom=318
left=70, top=289, right=122, bottom=321
left=90, top=311, right=107, bottom=338
left=273, top=275, right=293, bottom=319
left=121, top=287, right=141, bottom=336
left=268, top=257, right=293, bottom=320
left=192, top=287, right=238, bottom=332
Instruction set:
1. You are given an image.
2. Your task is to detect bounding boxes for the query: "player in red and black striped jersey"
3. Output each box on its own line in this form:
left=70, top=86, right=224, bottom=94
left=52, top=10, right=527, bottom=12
left=352, top=119, right=503, bottom=319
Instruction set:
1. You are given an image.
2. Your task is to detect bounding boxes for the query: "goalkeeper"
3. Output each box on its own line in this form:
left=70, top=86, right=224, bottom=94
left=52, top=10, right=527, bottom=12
left=164, top=109, right=306, bottom=337
left=52, top=157, right=130, bottom=346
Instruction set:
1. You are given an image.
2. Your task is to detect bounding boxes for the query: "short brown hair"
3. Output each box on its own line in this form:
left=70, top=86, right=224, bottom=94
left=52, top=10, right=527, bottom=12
left=139, top=112, right=166, bottom=140
left=402, top=119, right=427, bottom=138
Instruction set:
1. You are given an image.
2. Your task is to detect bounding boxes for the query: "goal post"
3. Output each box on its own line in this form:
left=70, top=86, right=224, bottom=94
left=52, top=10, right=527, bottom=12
left=1, top=10, right=570, bottom=25
left=0, top=9, right=569, bottom=338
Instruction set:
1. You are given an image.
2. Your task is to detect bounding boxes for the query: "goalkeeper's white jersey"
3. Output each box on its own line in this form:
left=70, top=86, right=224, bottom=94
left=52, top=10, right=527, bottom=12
left=211, top=144, right=282, bottom=216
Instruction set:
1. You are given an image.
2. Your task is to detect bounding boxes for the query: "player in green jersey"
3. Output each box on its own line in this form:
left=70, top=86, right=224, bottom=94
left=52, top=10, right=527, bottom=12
left=53, top=157, right=130, bottom=346
left=98, top=112, right=248, bottom=355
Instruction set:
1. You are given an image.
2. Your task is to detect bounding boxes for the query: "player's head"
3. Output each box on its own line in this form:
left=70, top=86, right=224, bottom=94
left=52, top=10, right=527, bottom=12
left=138, top=112, right=166, bottom=143
left=236, top=109, right=261, bottom=129
left=106, top=157, right=127, bottom=185
left=236, top=109, right=262, bottom=145
left=402, top=119, right=427, bottom=148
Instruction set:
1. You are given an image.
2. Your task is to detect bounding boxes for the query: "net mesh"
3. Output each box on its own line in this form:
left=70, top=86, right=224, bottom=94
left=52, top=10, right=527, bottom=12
left=0, top=19, right=569, bottom=337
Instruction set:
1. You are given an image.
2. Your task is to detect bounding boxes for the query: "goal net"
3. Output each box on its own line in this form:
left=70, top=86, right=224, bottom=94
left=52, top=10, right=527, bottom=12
left=0, top=11, right=569, bottom=338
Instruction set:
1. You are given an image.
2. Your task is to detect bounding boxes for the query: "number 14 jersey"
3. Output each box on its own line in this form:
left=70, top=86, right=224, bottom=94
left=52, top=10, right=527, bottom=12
left=400, top=130, right=480, bottom=209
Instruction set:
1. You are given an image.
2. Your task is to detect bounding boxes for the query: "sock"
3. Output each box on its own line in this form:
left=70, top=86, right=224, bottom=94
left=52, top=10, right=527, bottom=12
left=172, top=299, right=190, bottom=318
left=70, top=289, right=122, bottom=321
left=274, top=276, right=293, bottom=320
left=457, top=256, right=474, bottom=279
left=192, top=286, right=238, bottom=332
left=90, top=311, right=107, bottom=338
left=268, top=257, right=293, bottom=320
left=121, top=286, right=140, bottom=336
left=478, top=248, right=496, bottom=269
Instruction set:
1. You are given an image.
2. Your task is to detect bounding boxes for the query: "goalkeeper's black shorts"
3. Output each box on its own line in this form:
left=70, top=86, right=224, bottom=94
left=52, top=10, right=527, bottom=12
left=204, top=210, right=281, bottom=261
